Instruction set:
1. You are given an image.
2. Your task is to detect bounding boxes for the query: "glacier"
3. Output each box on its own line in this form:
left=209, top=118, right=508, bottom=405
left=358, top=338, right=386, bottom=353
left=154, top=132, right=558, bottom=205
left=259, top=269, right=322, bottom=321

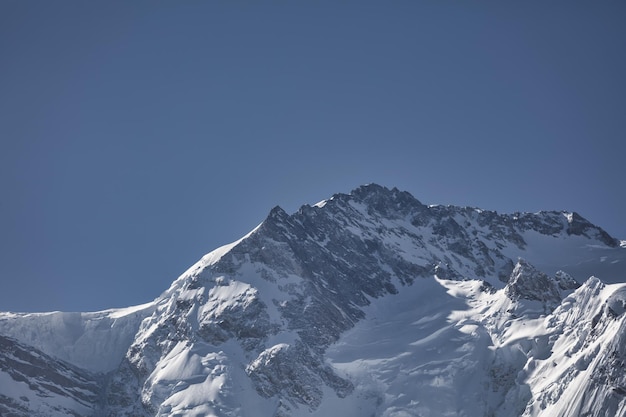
left=1, top=184, right=625, bottom=416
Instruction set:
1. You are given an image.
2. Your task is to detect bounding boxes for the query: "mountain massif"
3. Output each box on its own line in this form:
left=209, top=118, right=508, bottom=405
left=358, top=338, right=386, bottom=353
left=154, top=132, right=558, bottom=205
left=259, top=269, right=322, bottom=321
left=1, top=184, right=625, bottom=416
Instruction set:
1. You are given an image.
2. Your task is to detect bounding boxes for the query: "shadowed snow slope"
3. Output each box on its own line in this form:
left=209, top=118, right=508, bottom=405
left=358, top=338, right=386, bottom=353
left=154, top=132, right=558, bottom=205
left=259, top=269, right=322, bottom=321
left=1, top=184, right=625, bottom=417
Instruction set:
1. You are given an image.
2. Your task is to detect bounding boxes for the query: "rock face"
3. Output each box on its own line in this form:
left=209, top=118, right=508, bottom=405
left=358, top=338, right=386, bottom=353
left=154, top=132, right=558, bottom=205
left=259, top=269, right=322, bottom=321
left=0, top=335, right=99, bottom=417
left=0, top=184, right=625, bottom=417
left=504, top=259, right=570, bottom=312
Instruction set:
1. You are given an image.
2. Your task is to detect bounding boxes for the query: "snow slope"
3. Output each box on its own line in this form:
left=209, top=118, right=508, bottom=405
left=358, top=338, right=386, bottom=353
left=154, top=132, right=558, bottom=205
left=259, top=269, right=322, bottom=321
left=0, top=302, right=155, bottom=373
left=322, top=271, right=626, bottom=417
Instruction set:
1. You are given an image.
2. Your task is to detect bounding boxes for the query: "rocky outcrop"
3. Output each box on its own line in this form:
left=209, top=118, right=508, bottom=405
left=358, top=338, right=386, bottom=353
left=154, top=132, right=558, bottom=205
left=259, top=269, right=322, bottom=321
left=0, top=335, right=99, bottom=417
left=506, top=259, right=563, bottom=306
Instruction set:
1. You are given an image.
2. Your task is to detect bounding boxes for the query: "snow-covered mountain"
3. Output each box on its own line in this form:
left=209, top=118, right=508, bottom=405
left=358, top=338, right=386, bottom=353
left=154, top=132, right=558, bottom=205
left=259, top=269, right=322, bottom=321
left=1, top=184, right=625, bottom=417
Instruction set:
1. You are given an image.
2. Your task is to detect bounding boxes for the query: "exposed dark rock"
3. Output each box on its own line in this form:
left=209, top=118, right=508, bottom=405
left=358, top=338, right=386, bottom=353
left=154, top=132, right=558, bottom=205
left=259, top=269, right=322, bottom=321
left=505, top=259, right=562, bottom=306
left=0, top=335, right=99, bottom=417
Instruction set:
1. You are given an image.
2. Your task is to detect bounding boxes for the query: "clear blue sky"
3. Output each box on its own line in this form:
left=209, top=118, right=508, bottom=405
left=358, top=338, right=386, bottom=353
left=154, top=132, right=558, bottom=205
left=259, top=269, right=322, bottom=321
left=2, top=1, right=625, bottom=312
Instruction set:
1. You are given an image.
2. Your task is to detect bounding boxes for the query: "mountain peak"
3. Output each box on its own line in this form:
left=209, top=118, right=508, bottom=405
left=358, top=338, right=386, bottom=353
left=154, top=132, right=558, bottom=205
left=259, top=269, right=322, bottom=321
left=565, top=211, right=619, bottom=246
left=267, top=204, right=288, bottom=221
left=505, top=259, right=564, bottom=308
left=350, top=183, right=422, bottom=206
left=1, top=184, right=625, bottom=417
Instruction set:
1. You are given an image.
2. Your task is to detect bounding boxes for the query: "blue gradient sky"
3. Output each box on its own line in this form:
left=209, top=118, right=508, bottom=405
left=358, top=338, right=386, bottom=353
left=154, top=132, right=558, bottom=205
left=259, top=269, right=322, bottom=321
left=2, top=1, right=625, bottom=312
